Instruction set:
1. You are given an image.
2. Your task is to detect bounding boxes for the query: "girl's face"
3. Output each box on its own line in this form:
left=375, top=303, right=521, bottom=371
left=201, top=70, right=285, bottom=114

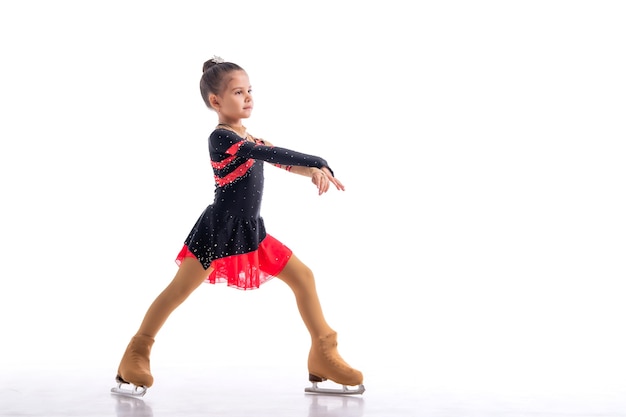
left=213, top=70, right=253, bottom=122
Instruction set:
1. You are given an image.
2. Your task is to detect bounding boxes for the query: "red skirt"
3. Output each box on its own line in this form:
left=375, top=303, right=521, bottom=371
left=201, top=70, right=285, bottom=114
left=176, top=234, right=292, bottom=290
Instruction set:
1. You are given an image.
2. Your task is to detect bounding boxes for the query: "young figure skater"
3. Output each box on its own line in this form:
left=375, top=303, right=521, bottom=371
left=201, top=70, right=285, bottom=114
left=111, top=56, right=364, bottom=397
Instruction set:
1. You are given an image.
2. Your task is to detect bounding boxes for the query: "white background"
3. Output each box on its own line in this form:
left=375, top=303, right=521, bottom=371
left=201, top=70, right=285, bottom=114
left=0, top=0, right=625, bottom=402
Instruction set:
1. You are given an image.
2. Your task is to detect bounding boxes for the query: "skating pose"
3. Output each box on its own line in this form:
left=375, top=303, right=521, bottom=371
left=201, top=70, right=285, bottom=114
left=111, top=56, right=364, bottom=398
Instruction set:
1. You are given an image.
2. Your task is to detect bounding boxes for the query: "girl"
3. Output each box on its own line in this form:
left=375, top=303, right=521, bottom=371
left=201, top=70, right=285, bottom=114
left=112, top=56, right=364, bottom=397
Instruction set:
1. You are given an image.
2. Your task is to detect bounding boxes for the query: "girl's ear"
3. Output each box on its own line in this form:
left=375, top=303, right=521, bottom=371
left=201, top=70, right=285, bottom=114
left=209, top=94, right=220, bottom=111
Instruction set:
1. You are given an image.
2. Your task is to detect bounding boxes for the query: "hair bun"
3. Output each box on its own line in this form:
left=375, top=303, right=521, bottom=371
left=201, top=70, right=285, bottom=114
left=202, top=55, right=225, bottom=73
left=202, top=60, right=214, bottom=73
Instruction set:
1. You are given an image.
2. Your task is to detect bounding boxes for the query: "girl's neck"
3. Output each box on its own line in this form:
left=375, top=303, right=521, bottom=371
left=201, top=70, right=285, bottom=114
left=216, top=122, right=246, bottom=138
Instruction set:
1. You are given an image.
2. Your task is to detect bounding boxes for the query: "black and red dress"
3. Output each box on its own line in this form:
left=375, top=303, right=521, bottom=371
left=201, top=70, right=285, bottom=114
left=176, top=128, right=332, bottom=290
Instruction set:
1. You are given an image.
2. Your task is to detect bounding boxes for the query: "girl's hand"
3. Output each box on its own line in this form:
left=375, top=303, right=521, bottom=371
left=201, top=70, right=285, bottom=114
left=312, top=167, right=345, bottom=195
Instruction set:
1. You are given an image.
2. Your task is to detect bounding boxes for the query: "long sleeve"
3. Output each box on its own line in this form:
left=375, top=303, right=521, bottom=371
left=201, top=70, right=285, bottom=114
left=210, top=129, right=334, bottom=175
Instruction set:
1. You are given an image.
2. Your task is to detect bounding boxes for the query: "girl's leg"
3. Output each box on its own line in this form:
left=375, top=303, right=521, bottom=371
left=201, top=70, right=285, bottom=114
left=136, top=257, right=211, bottom=338
left=276, top=254, right=363, bottom=386
left=275, top=254, right=333, bottom=338
left=116, top=257, right=211, bottom=388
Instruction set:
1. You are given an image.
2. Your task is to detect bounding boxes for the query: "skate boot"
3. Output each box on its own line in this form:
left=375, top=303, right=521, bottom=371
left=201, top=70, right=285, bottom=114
left=305, top=332, right=365, bottom=395
left=111, top=334, right=155, bottom=397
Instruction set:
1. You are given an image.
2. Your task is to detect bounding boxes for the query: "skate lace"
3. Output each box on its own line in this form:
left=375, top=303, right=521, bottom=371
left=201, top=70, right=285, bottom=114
left=319, top=339, right=352, bottom=372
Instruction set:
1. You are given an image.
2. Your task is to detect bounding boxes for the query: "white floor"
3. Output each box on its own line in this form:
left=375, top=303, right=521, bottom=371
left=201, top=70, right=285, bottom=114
left=1, top=365, right=625, bottom=417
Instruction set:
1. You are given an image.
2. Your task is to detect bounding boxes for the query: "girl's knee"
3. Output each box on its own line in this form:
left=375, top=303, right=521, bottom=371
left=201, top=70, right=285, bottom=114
left=278, top=257, right=315, bottom=288
left=300, top=263, right=314, bottom=280
left=293, top=257, right=315, bottom=279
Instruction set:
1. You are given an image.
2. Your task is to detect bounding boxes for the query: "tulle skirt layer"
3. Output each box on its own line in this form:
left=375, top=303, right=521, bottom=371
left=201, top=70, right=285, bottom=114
left=176, top=234, right=292, bottom=290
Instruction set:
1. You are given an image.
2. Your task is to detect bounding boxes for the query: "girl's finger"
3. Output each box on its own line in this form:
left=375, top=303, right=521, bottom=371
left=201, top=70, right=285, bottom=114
left=331, top=177, right=345, bottom=191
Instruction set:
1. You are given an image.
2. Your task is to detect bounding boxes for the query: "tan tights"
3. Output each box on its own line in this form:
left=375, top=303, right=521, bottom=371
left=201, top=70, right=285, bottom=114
left=135, top=254, right=333, bottom=340
left=275, top=254, right=334, bottom=338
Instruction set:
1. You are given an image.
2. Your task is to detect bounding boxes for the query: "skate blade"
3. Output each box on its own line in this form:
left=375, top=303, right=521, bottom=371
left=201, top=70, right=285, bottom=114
left=305, top=381, right=365, bottom=395
left=110, top=381, right=148, bottom=398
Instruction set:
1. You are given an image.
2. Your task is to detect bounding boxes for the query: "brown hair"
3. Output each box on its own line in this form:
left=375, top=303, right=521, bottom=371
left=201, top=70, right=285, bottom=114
left=199, top=58, right=245, bottom=110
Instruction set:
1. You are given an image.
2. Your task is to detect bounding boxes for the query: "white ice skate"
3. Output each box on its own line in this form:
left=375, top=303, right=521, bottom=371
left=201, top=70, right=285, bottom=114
left=110, top=376, right=148, bottom=398
left=305, top=379, right=366, bottom=395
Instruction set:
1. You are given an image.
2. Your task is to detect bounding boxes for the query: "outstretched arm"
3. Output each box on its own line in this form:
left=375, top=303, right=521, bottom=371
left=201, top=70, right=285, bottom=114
left=211, top=130, right=345, bottom=195
left=255, top=137, right=344, bottom=195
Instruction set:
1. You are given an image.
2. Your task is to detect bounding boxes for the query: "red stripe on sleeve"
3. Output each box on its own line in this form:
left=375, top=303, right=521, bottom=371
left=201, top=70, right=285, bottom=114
left=214, top=159, right=255, bottom=186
